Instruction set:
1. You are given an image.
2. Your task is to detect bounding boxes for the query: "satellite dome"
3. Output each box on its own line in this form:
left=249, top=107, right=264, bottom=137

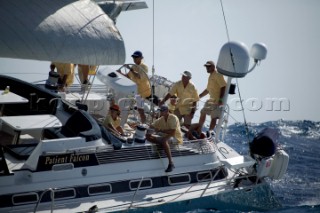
left=250, top=43, right=267, bottom=61
left=217, top=41, right=250, bottom=78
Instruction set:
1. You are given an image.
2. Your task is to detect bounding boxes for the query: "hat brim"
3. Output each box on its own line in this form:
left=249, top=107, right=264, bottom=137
left=160, top=108, right=168, bottom=112
left=181, top=73, right=191, bottom=78
left=131, top=54, right=142, bottom=58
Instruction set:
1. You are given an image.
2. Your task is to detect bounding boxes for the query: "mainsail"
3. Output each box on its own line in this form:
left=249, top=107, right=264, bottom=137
left=0, top=0, right=125, bottom=65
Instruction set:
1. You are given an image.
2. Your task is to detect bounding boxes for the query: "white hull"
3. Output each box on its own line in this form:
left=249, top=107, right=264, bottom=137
left=0, top=69, right=288, bottom=213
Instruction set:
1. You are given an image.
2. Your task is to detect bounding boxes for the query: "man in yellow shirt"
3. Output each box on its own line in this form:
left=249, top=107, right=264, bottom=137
left=159, top=71, right=199, bottom=128
left=53, top=62, right=75, bottom=91
left=103, top=104, right=124, bottom=136
left=198, top=61, right=227, bottom=132
left=146, top=104, right=183, bottom=172
left=117, top=51, right=151, bottom=124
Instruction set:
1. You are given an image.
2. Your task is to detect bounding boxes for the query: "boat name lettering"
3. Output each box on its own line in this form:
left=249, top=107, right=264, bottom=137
left=45, top=154, right=90, bottom=165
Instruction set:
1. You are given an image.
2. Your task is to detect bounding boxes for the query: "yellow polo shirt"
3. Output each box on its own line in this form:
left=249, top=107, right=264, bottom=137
left=207, top=71, right=227, bottom=103
left=168, top=102, right=176, bottom=113
left=103, top=114, right=121, bottom=129
left=152, top=114, right=183, bottom=144
left=53, top=62, right=75, bottom=87
left=128, top=62, right=151, bottom=98
left=169, top=80, right=199, bottom=115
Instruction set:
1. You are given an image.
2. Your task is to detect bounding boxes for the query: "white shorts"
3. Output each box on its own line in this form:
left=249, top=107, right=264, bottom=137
left=135, top=95, right=145, bottom=109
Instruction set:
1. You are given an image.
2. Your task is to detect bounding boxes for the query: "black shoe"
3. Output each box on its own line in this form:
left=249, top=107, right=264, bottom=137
left=165, top=163, right=175, bottom=172
left=206, top=130, right=215, bottom=138
left=83, top=79, right=91, bottom=85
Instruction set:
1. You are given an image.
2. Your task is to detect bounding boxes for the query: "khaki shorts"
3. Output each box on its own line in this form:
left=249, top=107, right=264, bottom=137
left=148, top=133, right=178, bottom=144
left=173, top=108, right=193, bottom=126
left=200, top=100, right=221, bottom=118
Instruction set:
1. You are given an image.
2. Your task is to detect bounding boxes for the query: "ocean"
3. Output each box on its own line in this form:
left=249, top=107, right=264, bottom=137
left=182, top=120, right=320, bottom=213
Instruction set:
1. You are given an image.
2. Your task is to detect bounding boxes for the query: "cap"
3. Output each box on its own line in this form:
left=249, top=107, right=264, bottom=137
left=204, top=61, right=215, bottom=67
left=110, top=104, right=120, bottom=111
left=131, top=50, right=143, bottom=58
left=181, top=71, right=192, bottom=78
left=160, top=104, right=169, bottom=112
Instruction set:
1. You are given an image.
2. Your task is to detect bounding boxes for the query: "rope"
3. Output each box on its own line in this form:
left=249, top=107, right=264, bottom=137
left=220, top=0, right=230, bottom=42
left=34, top=188, right=55, bottom=213
left=235, top=79, right=251, bottom=143
left=128, top=171, right=213, bottom=209
left=81, top=65, right=99, bottom=104
left=128, top=176, right=144, bottom=210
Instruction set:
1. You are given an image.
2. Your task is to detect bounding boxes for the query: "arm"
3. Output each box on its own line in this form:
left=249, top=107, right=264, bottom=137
left=191, top=87, right=200, bottom=113
left=106, top=123, right=124, bottom=136
left=199, top=89, right=209, bottom=99
left=116, top=69, right=129, bottom=78
left=117, top=64, right=138, bottom=78
left=149, top=123, right=175, bottom=136
left=128, top=68, right=141, bottom=79
left=116, top=126, right=125, bottom=135
left=158, top=128, right=175, bottom=136
left=159, top=93, right=172, bottom=106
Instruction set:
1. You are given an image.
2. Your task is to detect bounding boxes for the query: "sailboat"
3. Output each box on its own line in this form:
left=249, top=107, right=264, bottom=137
left=0, top=0, right=289, bottom=212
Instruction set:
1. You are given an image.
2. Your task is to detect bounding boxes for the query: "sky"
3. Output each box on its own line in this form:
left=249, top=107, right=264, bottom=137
left=0, top=0, right=319, bottom=124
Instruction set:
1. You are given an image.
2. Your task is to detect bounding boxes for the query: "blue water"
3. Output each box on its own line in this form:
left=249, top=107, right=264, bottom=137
left=184, top=120, right=320, bottom=213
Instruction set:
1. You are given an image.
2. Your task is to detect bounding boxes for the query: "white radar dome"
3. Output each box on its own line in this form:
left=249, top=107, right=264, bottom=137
left=217, top=41, right=250, bottom=78
left=250, top=43, right=267, bottom=61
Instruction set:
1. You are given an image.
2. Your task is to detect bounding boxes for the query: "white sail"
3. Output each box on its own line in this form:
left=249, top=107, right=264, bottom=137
left=0, top=0, right=125, bottom=65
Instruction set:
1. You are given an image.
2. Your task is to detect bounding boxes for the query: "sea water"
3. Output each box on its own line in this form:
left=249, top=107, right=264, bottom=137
left=121, top=120, right=320, bottom=213
left=184, top=120, right=320, bottom=213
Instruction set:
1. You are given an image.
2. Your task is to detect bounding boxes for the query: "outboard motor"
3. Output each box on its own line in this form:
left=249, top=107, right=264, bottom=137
left=249, top=128, right=278, bottom=158
left=250, top=128, right=289, bottom=180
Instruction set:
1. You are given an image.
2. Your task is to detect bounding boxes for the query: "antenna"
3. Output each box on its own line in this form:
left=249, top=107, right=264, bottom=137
left=215, top=41, right=268, bottom=141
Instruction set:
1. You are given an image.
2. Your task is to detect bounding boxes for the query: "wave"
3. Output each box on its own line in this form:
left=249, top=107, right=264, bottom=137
left=225, top=119, right=320, bottom=210
left=228, top=119, right=320, bottom=140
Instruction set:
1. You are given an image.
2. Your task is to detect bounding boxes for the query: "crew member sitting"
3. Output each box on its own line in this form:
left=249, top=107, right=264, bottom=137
left=103, top=104, right=124, bottom=136
left=146, top=104, right=183, bottom=172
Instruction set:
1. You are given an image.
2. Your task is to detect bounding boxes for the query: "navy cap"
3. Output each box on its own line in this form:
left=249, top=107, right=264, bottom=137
left=160, top=104, right=169, bottom=112
left=131, top=50, right=143, bottom=58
